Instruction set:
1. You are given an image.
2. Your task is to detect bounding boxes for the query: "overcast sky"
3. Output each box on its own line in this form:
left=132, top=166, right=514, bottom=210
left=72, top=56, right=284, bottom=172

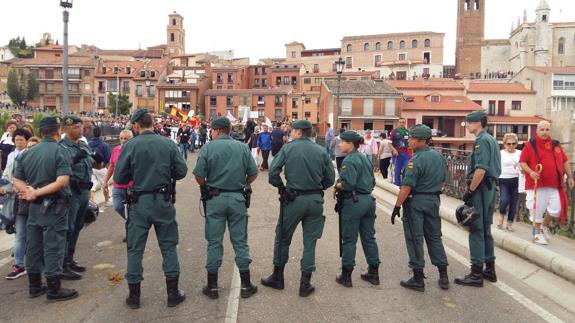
left=1, top=0, right=574, bottom=64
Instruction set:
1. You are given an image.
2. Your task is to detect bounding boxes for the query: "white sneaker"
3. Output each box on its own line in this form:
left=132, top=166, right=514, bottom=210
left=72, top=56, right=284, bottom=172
left=534, top=234, right=548, bottom=245
left=105, top=200, right=114, bottom=207
left=541, top=226, right=551, bottom=240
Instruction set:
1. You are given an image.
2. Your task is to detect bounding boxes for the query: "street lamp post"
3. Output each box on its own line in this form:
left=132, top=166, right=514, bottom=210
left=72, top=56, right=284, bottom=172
left=145, top=78, right=151, bottom=113
left=335, top=57, right=345, bottom=130
left=301, top=92, right=306, bottom=120
left=115, top=65, right=120, bottom=116
left=60, top=0, right=73, bottom=116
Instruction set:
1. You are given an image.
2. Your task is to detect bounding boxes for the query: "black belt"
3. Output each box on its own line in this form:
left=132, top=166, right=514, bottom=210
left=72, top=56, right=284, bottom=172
left=292, top=189, right=324, bottom=196
left=411, top=191, right=441, bottom=196
left=209, top=187, right=244, bottom=194
left=134, top=186, right=170, bottom=196
left=340, top=191, right=369, bottom=199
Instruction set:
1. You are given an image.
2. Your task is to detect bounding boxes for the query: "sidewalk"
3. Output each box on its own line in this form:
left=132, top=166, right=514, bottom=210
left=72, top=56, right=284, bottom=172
left=374, top=176, right=575, bottom=283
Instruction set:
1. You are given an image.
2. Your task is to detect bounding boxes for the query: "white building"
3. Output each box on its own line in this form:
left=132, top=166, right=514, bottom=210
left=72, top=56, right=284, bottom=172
left=0, top=47, right=15, bottom=62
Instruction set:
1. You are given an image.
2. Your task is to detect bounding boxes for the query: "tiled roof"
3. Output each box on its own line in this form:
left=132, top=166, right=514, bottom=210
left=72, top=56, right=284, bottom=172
left=301, top=48, right=341, bottom=53
left=401, top=96, right=480, bottom=111
left=94, top=49, right=164, bottom=59
left=467, top=82, right=536, bottom=94
left=157, top=82, right=199, bottom=89
left=342, top=31, right=444, bottom=41
left=204, top=88, right=291, bottom=96
left=488, top=116, right=547, bottom=124
left=302, top=71, right=379, bottom=77
left=526, top=66, right=575, bottom=74
left=323, top=80, right=400, bottom=96
left=95, top=60, right=145, bottom=77
left=388, top=79, right=464, bottom=90
left=13, top=55, right=96, bottom=67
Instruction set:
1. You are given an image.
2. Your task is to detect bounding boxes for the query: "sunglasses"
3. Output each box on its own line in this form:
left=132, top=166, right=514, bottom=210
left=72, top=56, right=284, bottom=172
left=506, top=142, right=517, bottom=146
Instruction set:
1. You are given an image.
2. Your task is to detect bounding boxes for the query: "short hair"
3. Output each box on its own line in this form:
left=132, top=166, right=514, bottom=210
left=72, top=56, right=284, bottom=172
left=276, top=122, right=282, bottom=127
left=93, top=127, right=102, bottom=138
left=217, top=127, right=230, bottom=134
left=5, top=120, right=17, bottom=129
left=327, top=123, right=331, bottom=127
left=480, top=117, right=488, bottom=128
left=380, top=132, right=387, bottom=139
left=301, top=128, right=312, bottom=137
left=120, top=129, right=133, bottom=138
left=339, top=128, right=345, bottom=134
left=137, top=113, right=153, bottom=128
left=353, top=141, right=361, bottom=149
left=502, top=133, right=518, bottom=144
left=28, top=136, right=40, bottom=144
left=40, top=125, right=60, bottom=138
left=13, top=128, right=31, bottom=141
left=21, top=124, right=35, bottom=137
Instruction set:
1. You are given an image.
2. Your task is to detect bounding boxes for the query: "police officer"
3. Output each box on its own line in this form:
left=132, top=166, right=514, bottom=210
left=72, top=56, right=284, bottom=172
left=13, top=116, right=78, bottom=302
left=455, top=110, right=501, bottom=287
left=261, top=120, right=335, bottom=297
left=60, top=115, right=93, bottom=280
left=193, top=117, right=258, bottom=299
left=391, top=125, right=449, bottom=292
left=334, top=131, right=380, bottom=288
left=114, top=109, right=188, bottom=309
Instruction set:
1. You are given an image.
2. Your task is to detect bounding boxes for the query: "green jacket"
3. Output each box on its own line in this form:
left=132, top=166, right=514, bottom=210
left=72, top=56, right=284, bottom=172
left=339, top=150, right=374, bottom=194
left=466, top=131, right=501, bottom=180
left=402, top=146, right=445, bottom=193
left=60, top=136, right=93, bottom=183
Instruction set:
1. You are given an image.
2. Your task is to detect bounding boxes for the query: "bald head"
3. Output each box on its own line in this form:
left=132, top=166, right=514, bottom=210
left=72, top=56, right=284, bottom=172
left=536, top=120, right=551, bottom=140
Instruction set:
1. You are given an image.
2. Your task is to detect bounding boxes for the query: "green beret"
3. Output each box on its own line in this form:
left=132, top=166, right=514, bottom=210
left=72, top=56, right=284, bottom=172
left=409, top=124, right=432, bottom=140
left=292, top=120, right=312, bottom=130
left=211, top=117, right=230, bottom=130
left=340, top=131, right=361, bottom=142
left=130, top=109, right=149, bottom=124
left=465, top=110, right=487, bottom=122
left=61, top=115, right=82, bottom=126
left=39, top=116, right=62, bottom=129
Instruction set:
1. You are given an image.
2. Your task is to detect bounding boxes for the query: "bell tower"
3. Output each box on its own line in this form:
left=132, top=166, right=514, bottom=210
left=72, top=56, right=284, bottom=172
left=167, top=11, right=185, bottom=57
left=455, top=0, right=485, bottom=78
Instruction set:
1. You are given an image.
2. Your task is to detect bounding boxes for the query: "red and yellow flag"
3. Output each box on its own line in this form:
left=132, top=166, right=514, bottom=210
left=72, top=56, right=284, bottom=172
left=169, top=107, right=188, bottom=122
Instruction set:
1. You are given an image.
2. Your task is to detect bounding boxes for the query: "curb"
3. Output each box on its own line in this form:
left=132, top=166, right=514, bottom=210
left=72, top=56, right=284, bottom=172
left=375, top=179, right=575, bottom=284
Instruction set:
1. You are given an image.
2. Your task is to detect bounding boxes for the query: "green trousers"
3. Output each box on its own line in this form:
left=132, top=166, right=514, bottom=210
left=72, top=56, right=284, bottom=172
left=66, top=189, right=89, bottom=259
left=469, top=183, right=496, bottom=266
left=26, top=202, right=68, bottom=277
left=273, top=194, right=325, bottom=273
left=402, top=195, right=448, bottom=270
left=125, top=194, right=180, bottom=284
left=341, top=194, right=380, bottom=269
left=205, top=192, right=252, bottom=273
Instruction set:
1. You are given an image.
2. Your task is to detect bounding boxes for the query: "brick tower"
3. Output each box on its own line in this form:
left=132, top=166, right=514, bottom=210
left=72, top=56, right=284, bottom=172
left=455, top=0, right=485, bottom=78
left=167, top=11, right=185, bottom=57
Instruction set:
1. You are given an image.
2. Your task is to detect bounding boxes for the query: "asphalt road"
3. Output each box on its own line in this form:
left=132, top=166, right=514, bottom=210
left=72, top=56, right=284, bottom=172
left=0, top=154, right=573, bottom=323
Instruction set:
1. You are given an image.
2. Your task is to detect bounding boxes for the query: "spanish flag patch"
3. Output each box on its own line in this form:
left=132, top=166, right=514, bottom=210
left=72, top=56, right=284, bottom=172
left=407, top=162, right=414, bottom=169
left=475, top=144, right=480, bottom=150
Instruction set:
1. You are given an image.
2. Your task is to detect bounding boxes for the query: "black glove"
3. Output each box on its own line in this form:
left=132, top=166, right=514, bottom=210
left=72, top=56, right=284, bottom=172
left=72, top=149, right=88, bottom=164
left=391, top=206, right=401, bottom=225
left=462, top=189, right=474, bottom=203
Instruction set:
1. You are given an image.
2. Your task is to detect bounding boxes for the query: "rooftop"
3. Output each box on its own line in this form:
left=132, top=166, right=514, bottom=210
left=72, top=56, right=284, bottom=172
left=342, top=31, right=444, bottom=41
left=526, top=66, right=575, bottom=74
left=401, top=96, right=480, bottom=111
left=323, top=80, right=400, bottom=96
left=467, top=82, right=536, bottom=94
left=204, top=88, right=292, bottom=96
left=13, top=55, right=96, bottom=67
left=488, top=116, right=547, bottom=124
left=388, top=79, right=465, bottom=91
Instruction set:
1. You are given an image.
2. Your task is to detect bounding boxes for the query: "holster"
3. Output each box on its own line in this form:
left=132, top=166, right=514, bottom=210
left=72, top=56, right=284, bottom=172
left=243, top=185, right=252, bottom=208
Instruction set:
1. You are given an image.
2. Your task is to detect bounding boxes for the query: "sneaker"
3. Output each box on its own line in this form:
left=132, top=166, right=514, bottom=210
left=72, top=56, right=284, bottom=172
left=6, top=266, right=27, bottom=280
left=541, top=226, right=551, bottom=241
left=105, top=200, right=114, bottom=207
left=534, top=234, right=548, bottom=245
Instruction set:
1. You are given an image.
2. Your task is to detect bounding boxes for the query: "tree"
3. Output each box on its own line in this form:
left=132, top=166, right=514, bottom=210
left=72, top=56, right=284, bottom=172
left=108, top=94, right=132, bottom=115
left=0, top=112, right=12, bottom=132
left=26, top=72, right=39, bottom=101
left=7, top=36, right=33, bottom=58
left=6, top=68, right=38, bottom=106
left=31, top=112, right=44, bottom=136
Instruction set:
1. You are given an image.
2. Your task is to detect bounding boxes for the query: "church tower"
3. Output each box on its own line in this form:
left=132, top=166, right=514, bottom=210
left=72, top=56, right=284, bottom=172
left=534, top=0, right=551, bottom=66
left=167, top=11, right=185, bottom=57
left=455, top=0, right=485, bottom=78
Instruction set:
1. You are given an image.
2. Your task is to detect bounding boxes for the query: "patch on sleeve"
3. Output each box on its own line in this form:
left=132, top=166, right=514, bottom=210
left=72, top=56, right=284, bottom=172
left=475, top=144, right=480, bottom=150
left=341, top=165, right=347, bottom=171
left=407, top=162, right=414, bottom=169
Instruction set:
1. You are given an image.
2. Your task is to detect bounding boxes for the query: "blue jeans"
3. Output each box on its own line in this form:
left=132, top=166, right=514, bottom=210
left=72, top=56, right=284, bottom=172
left=112, top=187, right=127, bottom=220
left=498, top=177, right=519, bottom=223
left=179, top=143, right=189, bottom=160
left=393, top=152, right=410, bottom=186
left=13, top=214, right=27, bottom=268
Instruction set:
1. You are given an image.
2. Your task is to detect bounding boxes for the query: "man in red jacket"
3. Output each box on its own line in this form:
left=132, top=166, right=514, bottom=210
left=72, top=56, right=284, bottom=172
left=520, top=121, right=574, bottom=245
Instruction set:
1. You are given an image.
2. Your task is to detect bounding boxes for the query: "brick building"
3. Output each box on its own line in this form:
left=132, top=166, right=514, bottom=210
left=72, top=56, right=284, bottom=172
left=285, top=42, right=340, bottom=74
left=204, top=88, right=291, bottom=121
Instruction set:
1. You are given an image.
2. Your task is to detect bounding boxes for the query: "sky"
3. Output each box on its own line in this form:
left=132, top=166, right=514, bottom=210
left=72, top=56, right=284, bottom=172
left=1, top=0, right=574, bottom=64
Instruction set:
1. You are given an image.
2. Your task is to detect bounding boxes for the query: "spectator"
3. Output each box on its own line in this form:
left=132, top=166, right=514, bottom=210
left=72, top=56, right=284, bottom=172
left=89, top=127, right=112, bottom=206
left=177, top=125, right=192, bottom=160
left=82, top=117, right=94, bottom=140
left=20, top=123, right=35, bottom=137
left=325, top=123, right=334, bottom=157
left=199, top=123, right=208, bottom=148
left=390, top=118, right=412, bottom=186
left=377, top=132, right=392, bottom=179
left=2, top=128, right=31, bottom=279
left=244, top=120, right=256, bottom=144
left=519, top=121, right=575, bottom=245
left=360, top=130, right=377, bottom=170
left=190, top=127, right=197, bottom=152
left=498, top=133, right=521, bottom=231
left=247, top=126, right=260, bottom=166
left=257, top=124, right=272, bottom=171
left=270, top=122, right=287, bottom=163
left=330, top=128, right=346, bottom=172
left=0, top=120, right=17, bottom=172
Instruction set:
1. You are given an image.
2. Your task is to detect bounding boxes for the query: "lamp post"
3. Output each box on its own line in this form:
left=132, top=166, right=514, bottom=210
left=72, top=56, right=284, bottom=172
left=335, top=57, right=345, bottom=130
left=60, top=0, right=73, bottom=115
left=145, top=78, right=151, bottom=113
left=301, top=92, right=306, bottom=120
left=115, top=65, right=120, bottom=116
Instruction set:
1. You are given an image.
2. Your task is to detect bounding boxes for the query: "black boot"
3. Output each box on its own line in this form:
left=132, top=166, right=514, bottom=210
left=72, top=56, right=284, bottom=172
left=483, top=261, right=497, bottom=283
left=336, top=267, right=353, bottom=288
left=28, top=273, right=47, bottom=298
left=400, top=269, right=425, bottom=292
left=125, top=283, right=141, bottom=309
left=68, top=259, right=86, bottom=273
left=438, top=267, right=449, bottom=290
left=46, top=276, right=78, bottom=302
left=299, top=272, right=315, bottom=297
left=261, top=266, right=284, bottom=290
left=166, top=276, right=186, bottom=307
left=60, top=259, right=82, bottom=281
left=360, top=265, right=380, bottom=286
left=454, top=265, right=484, bottom=287
left=202, top=272, right=219, bottom=299
left=239, top=270, right=258, bottom=298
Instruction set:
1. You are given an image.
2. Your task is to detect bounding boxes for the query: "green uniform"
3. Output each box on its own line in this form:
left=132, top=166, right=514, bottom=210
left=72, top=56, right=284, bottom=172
left=338, top=150, right=380, bottom=269
left=14, top=138, right=72, bottom=277
left=466, top=130, right=501, bottom=266
left=401, top=146, right=449, bottom=270
left=193, top=135, right=258, bottom=273
left=269, top=137, right=335, bottom=272
left=60, top=136, right=93, bottom=260
left=114, top=131, right=188, bottom=284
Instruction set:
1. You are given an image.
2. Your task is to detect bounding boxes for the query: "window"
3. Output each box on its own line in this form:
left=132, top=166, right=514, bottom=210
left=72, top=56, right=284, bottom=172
left=68, top=83, right=79, bottom=92
left=262, top=67, right=267, bottom=75
left=364, top=43, right=370, bottom=51
left=542, top=14, right=547, bottom=22
left=496, top=125, right=528, bottom=141
left=275, top=109, right=282, bottom=120
left=210, top=96, right=217, bottom=106
left=341, top=99, right=352, bottom=116
left=304, top=112, right=311, bottom=118
left=262, top=79, right=267, bottom=87
left=84, top=83, right=91, bottom=91
left=172, top=18, right=176, bottom=25
left=276, top=76, right=281, bottom=86
left=217, top=73, right=223, bottom=83
left=363, top=99, right=373, bottom=115
left=304, top=78, right=311, bottom=84
left=126, top=66, right=131, bottom=74
left=292, top=112, right=298, bottom=119
left=139, top=70, right=146, bottom=77
left=465, top=0, right=470, bottom=10
left=385, top=98, right=396, bottom=116
left=123, top=81, right=130, bottom=93
left=398, top=53, right=406, bottom=61
left=98, top=81, right=105, bottom=93
left=473, top=100, right=482, bottom=106
left=313, top=64, right=319, bottom=73
left=399, top=40, right=405, bottom=49
left=374, top=55, right=382, bottom=67
left=314, top=78, right=322, bottom=84
left=108, top=79, right=118, bottom=92
left=46, top=83, right=53, bottom=92
left=488, top=100, right=496, bottom=115
left=83, top=69, right=90, bottom=77
left=275, top=95, right=283, bottom=107
left=226, top=96, right=233, bottom=107
left=292, top=98, right=298, bottom=108
left=255, top=79, right=260, bottom=88
left=150, top=70, right=156, bottom=78
left=98, top=96, right=105, bottom=108
left=291, top=51, right=296, bottom=58
left=345, top=56, right=352, bottom=69
left=114, top=66, right=120, bottom=74
left=387, top=41, right=393, bottom=50
left=346, top=44, right=352, bottom=52
left=475, top=0, right=480, bottom=10
left=45, top=69, right=54, bottom=79
left=283, top=76, right=290, bottom=85
left=512, top=101, right=522, bottom=110
left=170, top=33, right=175, bottom=42
left=430, top=95, right=440, bottom=102
left=364, top=122, right=373, bottom=131
left=558, top=37, right=565, bottom=54
left=291, top=76, right=297, bottom=86
left=423, top=52, right=430, bottom=64
left=136, top=84, right=143, bottom=97
left=147, top=85, right=155, bottom=96
left=412, top=39, right=418, bottom=48
left=424, top=39, right=430, bottom=48
left=227, top=73, right=233, bottom=83
left=375, top=42, right=381, bottom=50
left=101, top=66, right=107, bottom=74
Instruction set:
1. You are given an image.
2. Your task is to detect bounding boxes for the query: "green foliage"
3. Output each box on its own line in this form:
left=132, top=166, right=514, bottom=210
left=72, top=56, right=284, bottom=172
left=107, top=94, right=132, bottom=115
left=31, top=113, right=44, bottom=136
left=26, top=72, right=39, bottom=101
left=0, top=112, right=12, bottom=133
left=6, top=68, right=39, bottom=106
left=8, top=37, right=34, bottom=58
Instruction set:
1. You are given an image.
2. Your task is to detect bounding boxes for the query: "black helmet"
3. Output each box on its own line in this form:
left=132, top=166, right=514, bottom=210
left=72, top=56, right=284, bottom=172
left=455, top=202, right=479, bottom=227
left=84, top=201, right=99, bottom=227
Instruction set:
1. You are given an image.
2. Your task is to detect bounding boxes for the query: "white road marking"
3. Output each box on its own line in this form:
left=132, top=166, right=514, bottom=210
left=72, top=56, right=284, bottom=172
left=224, top=265, right=241, bottom=323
